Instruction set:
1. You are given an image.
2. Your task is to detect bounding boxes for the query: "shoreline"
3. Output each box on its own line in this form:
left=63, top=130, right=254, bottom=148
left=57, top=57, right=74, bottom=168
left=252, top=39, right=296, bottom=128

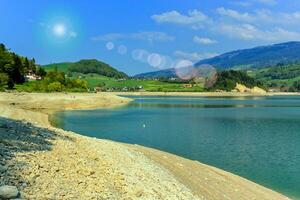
left=0, top=92, right=291, bottom=199
left=113, top=91, right=300, bottom=97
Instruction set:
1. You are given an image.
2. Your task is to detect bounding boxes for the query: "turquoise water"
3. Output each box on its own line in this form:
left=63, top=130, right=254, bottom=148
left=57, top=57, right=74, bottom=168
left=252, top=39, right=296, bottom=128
left=55, top=96, right=300, bottom=199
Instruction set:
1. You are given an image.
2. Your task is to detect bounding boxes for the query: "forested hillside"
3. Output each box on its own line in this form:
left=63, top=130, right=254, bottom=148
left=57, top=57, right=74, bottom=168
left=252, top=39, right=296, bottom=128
left=249, top=62, right=300, bottom=91
left=44, top=59, right=128, bottom=79
left=0, top=43, right=45, bottom=89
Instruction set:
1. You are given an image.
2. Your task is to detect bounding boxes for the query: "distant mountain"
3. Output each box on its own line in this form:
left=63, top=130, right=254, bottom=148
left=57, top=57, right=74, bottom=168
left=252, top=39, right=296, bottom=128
left=135, top=41, right=300, bottom=79
left=134, top=68, right=176, bottom=79
left=195, top=41, right=300, bottom=69
left=43, top=59, right=128, bottom=78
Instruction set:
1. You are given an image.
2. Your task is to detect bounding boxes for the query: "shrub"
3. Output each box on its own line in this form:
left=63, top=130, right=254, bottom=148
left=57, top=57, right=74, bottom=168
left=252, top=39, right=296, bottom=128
left=47, top=81, right=63, bottom=92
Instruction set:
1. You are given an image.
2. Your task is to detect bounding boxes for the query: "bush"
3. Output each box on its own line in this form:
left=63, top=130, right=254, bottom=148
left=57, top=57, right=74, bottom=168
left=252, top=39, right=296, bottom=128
left=47, top=82, right=63, bottom=92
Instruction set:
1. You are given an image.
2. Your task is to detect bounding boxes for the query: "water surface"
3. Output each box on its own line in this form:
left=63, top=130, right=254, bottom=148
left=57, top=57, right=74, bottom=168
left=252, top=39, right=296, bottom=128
left=54, top=96, right=300, bottom=199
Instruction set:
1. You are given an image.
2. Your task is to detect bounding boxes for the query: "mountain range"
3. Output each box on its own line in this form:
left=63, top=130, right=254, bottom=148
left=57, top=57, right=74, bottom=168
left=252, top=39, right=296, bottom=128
left=135, top=41, right=300, bottom=79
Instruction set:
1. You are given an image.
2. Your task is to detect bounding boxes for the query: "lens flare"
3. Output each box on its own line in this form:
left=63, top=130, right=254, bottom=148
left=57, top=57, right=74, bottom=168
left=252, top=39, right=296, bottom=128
left=174, top=60, right=195, bottom=80
left=118, top=45, right=127, bottom=55
left=53, top=23, right=66, bottom=37
left=196, top=64, right=218, bottom=89
left=147, top=53, right=162, bottom=67
left=157, top=56, right=173, bottom=69
left=132, top=49, right=149, bottom=63
left=106, top=42, right=114, bottom=50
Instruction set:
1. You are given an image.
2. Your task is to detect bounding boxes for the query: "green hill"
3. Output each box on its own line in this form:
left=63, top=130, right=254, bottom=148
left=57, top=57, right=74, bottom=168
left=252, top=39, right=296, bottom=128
left=43, top=59, right=128, bottom=79
left=43, top=62, right=72, bottom=73
left=248, top=62, right=300, bottom=91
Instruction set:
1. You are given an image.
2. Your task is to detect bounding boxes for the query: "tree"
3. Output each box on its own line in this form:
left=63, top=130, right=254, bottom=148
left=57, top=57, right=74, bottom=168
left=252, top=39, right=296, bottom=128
left=11, top=53, right=25, bottom=84
left=0, top=73, right=9, bottom=89
left=35, top=67, right=47, bottom=78
left=24, top=57, right=30, bottom=72
left=0, top=43, right=5, bottom=52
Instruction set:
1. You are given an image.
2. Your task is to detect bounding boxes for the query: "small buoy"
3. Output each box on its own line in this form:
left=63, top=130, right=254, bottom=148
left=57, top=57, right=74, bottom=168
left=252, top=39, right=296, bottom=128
left=142, top=124, right=146, bottom=128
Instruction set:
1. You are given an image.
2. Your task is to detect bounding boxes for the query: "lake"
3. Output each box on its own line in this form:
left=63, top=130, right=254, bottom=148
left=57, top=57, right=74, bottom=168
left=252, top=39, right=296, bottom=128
left=54, top=95, right=300, bottom=199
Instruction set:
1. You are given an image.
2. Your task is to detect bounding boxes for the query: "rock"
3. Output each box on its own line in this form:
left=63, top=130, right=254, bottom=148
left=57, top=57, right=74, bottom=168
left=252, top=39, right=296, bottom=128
left=233, top=83, right=266, bottom=94
left=233, top=83, right=251, bottom=93
left=251, top=86, right=266, bottom=94
left=0, top=185, right=19, bottom=199
left=0, top=165, right=8, bottom=173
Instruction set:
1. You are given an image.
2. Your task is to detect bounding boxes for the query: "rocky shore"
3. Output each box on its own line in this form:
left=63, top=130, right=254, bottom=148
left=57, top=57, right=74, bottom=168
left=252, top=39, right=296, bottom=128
left=0, top=92, right=291, bottom=199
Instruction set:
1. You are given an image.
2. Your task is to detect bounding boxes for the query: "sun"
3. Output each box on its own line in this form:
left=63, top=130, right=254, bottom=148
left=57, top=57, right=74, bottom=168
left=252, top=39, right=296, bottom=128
left=52, top=23, right=66, bottom=37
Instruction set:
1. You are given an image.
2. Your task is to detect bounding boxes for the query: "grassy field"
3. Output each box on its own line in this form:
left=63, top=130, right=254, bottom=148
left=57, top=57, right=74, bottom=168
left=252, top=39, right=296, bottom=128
left=35, top=64, right=205, bottom=92
left=75, top=73, right=204, bottom=92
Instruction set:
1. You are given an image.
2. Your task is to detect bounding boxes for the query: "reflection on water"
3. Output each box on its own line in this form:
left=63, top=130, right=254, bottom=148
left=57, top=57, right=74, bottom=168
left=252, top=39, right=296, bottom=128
left=130, top=102, right=300, bottom=108
left=54, top=96, right=300, bottom=200
left=130, top=102, right=258, bottom=108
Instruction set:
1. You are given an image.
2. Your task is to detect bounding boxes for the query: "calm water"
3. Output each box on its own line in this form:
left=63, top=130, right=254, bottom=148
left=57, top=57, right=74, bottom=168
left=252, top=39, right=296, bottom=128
left=54, top=96, right=300, bottom=199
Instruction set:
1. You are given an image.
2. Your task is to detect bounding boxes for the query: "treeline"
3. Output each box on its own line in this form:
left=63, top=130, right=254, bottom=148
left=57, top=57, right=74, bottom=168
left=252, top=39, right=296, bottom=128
left=68, top=59, right=128, bottom=79
left=0, top=43, right=88, bottom=92
left=209, top=70, right=263, bottom=91
left=0, top=43, right=46, bottom=89
left=255, top=63, right=300, bottom=80
left=19, top=71, right=88, bottom=92
left=252, top=62, right=300, bottom=92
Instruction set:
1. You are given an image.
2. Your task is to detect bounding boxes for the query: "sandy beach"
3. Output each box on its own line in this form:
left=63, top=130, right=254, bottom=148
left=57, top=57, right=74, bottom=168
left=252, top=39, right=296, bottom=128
left=0, top=92, right=291, bottom=199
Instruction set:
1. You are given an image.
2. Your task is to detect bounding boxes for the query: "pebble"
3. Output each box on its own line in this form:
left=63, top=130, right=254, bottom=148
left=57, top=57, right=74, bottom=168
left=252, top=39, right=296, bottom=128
left=0, top=185, right=19, bottom=199
left=0, top=165, right=8, bottom=173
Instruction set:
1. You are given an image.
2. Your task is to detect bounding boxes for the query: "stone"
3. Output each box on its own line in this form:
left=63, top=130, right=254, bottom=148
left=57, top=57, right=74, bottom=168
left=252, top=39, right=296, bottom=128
left=0, top=185, right=19, bottom=199
left=0, top=165, right=8, bottom=173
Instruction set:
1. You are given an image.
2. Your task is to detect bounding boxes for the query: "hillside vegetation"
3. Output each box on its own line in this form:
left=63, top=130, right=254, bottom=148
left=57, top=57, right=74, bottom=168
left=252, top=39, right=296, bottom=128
left=209, top=70, right=264, bottom=91
left=0, top=43, right=46, bottom=90
left=0, top=43, right=88, bottom=92
left=44, top=59, right=128, bottom=79
left=17, top=71, right=88, bottom=92
left=249, top=62, right=300, bottom=91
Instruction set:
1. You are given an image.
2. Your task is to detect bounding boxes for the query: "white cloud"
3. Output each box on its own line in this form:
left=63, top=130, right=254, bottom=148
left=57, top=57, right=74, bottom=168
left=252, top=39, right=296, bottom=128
left=193, top=36, right=218, bottom=45
left=214, top=7, right=300, bottom=42
left=151, top=8, right=300, bottom=43
left=130, top=32, right=175, bottom=42
left=232, top=0, right=277, bottom=6
left=91, top=33, right=123, bottom=41
left=217, top=7, right=254, bottom=22
left=254, top=0, right=277, bottom=6
left=216, top=23, right=300, bottom=42
left=151, top=10, right=211, bottom=29
left=174, top=51, right=219, bottom=62
left=230, top=1, right=252, bottom=7
left=217, top=7, right=300, bottom=25
left=91, top=31, right=175, bottom=42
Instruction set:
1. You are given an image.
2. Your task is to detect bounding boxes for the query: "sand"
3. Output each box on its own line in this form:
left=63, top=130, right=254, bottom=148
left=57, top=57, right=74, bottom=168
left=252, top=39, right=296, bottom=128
left=0, top=92, right=291, bottom=199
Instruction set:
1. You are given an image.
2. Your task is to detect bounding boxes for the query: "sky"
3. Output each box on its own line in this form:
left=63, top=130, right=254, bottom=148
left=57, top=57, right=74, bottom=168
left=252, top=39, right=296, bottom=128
left=1, top=0, right=300, bottom=75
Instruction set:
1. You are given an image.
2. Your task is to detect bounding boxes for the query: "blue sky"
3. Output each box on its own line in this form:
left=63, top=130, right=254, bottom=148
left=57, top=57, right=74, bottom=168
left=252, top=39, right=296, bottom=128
left=1, top=0, right=300, bottom=75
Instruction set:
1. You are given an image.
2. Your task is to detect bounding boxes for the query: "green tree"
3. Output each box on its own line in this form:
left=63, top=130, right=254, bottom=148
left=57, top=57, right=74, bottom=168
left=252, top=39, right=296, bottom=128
left=35, top=66, right=47, bottom=77
left=24, top=57, right=30, bottom=72
left=0, top=73, right=9, bottom=89
left=11, top=53, right=25, bottom=84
